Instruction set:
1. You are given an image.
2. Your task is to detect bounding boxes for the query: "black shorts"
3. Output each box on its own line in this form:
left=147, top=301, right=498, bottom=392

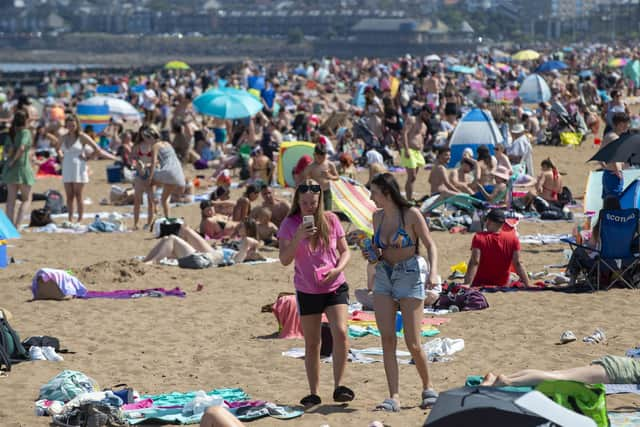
left=296, top=283, right=349, bottom=316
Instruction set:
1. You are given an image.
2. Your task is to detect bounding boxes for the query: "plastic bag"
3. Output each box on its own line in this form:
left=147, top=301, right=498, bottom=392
left=38, top=370, right=99, bottom=402
left=182, top=391, right=225, bottom=416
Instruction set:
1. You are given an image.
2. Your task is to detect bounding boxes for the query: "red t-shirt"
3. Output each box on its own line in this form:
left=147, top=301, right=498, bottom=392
left=471, top=230, right=520, bottom=287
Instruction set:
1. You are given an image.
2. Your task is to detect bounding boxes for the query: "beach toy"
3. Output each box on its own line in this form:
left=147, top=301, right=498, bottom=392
left=395, top=312, right=403, bottom=333
left=450, top=261, right=468, bottom=275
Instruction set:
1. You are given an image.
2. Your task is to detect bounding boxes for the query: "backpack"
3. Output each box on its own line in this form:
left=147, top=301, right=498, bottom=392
left=536, top=380, right=609, bottom=427
left=51, top=402, right=128, bottom=427
left=30, top=208, right=52, bottom=227
left=0, top=316, right=29, bottom=371
left=434, top=284, right=489, bottom=311
left=44, top=189, right=66, bottom=214
left=558, top=186, right=574, bottom=206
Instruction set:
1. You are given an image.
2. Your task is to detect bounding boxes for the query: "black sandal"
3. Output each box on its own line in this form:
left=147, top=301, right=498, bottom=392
left=333, top=385, right=355, bottom=402
left=300, top=394, right=321, bottom=408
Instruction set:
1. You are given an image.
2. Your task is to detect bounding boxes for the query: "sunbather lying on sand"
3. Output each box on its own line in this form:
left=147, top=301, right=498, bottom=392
left=480, top=355, right=640, bottom=386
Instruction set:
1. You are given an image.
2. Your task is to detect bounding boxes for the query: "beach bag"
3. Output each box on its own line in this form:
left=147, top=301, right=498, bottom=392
left=558, top=186, right=574, bottom=206
left=30, top=207, right=52, bottom=227
left=51, top=402, right=128, bottom=427
left=536, top=380, right=609, bottom=427
left=22, top=336, right=61, bottom=352
left=177, top=253, right=213, bottom=269
left=434, top=284, right=489, bottom=311
left=44, top=189, right=66, bottom=214
left=39, top=370, right=99, bottom=402
left=0, top=316, right=28, bottom=371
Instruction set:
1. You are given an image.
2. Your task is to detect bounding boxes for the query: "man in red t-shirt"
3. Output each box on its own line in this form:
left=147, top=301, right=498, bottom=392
left=464, top=209, right=530, bottom=287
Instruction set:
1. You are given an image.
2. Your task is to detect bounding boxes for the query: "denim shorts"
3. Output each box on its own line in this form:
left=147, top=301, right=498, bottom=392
left=374, top=255, right=425, bottom=300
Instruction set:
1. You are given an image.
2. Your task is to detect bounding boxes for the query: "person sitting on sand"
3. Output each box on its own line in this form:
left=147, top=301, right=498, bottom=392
left=232, top=184, right=260, bottom=222
left=449, top=157, right=478, bottom=195
left=209, top=186, right=235, bottom=217
left=251, top=206, right=279, bottom=246
left=463, top=209, right=531, bottom=288
left=529, top=158, right=563, bottom=204
left=480, top=354, right=640, bottom=387
left=260, top=185, right=290, bottom=228
left=428, top=146, right=464, bottom=200
left=473, top=166, right=510, bottom=203
left=475, top=145, right=497, bottom=187
left=199, top=201, right=238, bottom=241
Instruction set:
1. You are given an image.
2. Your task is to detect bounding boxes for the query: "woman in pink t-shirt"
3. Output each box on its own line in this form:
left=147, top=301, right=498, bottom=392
left=277, top=179, right=354, bottom=408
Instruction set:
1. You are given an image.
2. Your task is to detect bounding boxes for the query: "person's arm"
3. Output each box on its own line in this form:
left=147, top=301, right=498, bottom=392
left=321, top=233, right=351, bottom=285
left=79, top=132, right=118, bottom=161
left=327, top=162, right=340, bottom=180
left=410, top=208, right=439, bottom=286
left=8, top=135, right=26, bottom=167
left=463, top=248, right=481, bottom=286
left=512, top=250, right=530, bottom=287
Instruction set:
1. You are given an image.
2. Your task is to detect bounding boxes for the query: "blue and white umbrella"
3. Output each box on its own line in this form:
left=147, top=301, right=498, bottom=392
left=535, top=60, right=568, bottom=73
left=78, top=96, right=141, bottom=122
left=448, top=108, right=503, bottom=167
left=193, top=87, right=263, bottom=119
left=518, top=74, right=551, bottom=103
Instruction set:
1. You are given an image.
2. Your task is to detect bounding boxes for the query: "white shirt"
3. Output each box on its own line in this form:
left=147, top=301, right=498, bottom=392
left=508, top=135, right=534, bottom=176
left=366, top=149, right=384, bottom=165
left=142, top=89, right=157, bottom=111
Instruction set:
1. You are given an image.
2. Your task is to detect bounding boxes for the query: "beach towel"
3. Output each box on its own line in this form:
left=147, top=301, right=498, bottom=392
left=272, top=295, right=303, bottom=339
left=605, top=384, right=640, bottom=395
left=79, top=287, right=185, bottom=299
left=330, top=177, right=377, bottom=236
left=349, top=310, right=450, bottom=326
left=609, top=412, right=640, bottom=427
left=31, top=268, right=88, bottom=300
left=348, top=324, right=440, bottom=339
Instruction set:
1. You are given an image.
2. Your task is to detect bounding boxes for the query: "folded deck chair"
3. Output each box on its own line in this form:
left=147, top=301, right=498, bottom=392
left=421, top=194, right=488, bottom=215
left=563, top=208, right=640, bottom=290
left=331, top=176, right=377, bottom=236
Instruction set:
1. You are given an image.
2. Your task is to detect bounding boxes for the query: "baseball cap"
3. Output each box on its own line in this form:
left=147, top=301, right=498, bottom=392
left=486, top=209, right=506, bottom=224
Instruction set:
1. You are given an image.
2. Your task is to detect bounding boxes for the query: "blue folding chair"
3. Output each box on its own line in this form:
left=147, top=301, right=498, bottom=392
left=565, top=208, right=640, bottom=290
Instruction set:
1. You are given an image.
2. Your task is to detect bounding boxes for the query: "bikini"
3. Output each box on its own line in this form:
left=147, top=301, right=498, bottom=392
left=373, top=211, right=415, bottom=250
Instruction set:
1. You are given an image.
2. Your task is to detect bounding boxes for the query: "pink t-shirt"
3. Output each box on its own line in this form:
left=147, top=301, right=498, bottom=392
left=277, top=212, right=346, bottom=294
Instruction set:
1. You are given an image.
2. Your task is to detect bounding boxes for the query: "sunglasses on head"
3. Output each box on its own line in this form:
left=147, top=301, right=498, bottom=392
left=298, top=184, right=321, bottom=194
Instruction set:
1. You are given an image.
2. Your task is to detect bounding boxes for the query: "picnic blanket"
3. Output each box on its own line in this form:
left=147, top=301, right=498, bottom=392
left=78, top=287, right=186, bottom=299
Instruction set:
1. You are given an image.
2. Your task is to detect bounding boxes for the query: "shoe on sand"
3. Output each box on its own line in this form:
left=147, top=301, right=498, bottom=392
left=42, top=346, right=64, bottom=362
left=560, top=330, right=577, bottom=344
left=29, top=346, right=46, bottom=361
left=583, top=328, right=606, bottom=344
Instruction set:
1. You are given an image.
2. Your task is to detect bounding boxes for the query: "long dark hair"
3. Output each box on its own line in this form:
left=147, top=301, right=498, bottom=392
left=371, top=172, right=412, bottom=210
left=9, top=110, right=27, bottom=140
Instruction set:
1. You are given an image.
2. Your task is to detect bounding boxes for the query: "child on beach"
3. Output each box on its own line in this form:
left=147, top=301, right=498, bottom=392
left=252, top=206, right=279, bottom=246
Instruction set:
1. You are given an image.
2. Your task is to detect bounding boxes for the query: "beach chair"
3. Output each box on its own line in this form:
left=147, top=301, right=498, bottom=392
left=421, top=194, right=488, bottom=215
left=564, top=208, right=640, bottom=290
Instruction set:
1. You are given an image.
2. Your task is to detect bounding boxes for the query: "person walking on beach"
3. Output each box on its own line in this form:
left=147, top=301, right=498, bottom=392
left=368, top=172, right=439, bottom=412
left=132, top=128, right=156, bottom=230
left=400, top=106, right=428, bottom=202
left=146, top=125, right=185, bottom=220
left=2, top=111, right=35, bottom=226
left=277, top=179, right=354, bottom=408
left=54, top=114, right=118, bottom=222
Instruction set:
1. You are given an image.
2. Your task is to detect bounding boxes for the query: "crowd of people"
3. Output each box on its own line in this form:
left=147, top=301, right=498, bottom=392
left=2, top=43, right=640, bottom=424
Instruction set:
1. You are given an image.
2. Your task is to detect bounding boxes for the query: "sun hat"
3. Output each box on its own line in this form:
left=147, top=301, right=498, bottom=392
left=492, top=165, right=512, bottom=181
left=511, top=123, right=525, bottom=134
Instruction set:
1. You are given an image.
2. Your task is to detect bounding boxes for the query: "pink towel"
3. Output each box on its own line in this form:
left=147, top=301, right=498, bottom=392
left=122, top=398, right=154, bottom=411
left=272, top=295, right=327, bottom=339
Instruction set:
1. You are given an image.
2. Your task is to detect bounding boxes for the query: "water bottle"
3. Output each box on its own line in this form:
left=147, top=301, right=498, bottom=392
left=361, top=238, right=378, bottom=263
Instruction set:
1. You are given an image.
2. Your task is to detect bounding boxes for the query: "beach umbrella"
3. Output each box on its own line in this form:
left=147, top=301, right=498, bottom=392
left=588, top=132, right=640, bottom=165
left=608, top=58, right=628, bottom=68
left=425, top=54, right=441, bottom=62
left=535, top=60, right=568, bottom=73
left=164, top=60, right=190, bottom=70
left=448, top=108, right=503, bottom=167
left=512, top=50, right=540, bottom=61
left=277, top=141, right=315, bottom=187
left=448, top=65, right=476, bottom=74
left=193, top=87, right=263, bottom=119
left=518, top=74, right=551, bottom=103
left=79, top=96, right=141, bottom=122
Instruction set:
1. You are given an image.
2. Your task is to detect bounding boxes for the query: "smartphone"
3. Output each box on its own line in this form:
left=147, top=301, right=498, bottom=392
left=303, top=215, right=315, bottom=228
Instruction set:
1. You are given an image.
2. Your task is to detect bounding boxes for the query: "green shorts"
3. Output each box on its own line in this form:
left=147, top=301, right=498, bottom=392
left=399, top=148, right=426, bottom=170
left=591, top=355, right=640, bottom=384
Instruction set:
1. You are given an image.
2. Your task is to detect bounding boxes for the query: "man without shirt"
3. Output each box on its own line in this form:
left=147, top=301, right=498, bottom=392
left=301, top=143, right=339, bottom=210
left=400, top=106, right=429, bottom=201
left=429, top=147, right=463, bottom=201
left=259, top=185, right=290, bottom=228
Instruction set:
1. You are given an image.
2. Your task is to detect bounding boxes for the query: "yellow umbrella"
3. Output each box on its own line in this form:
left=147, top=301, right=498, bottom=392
left=164, top=61, right=190, bottom=70
left=512, top=50, right=540, bottom=61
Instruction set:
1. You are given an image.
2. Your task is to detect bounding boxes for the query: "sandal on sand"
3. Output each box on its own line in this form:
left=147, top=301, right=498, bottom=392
left=420, top=389, right=439, bottom=409
left=583, top=328, right=606, bottom=344
left=300, top=394, right=321, bottom=408
left=333, top=385, right=355, bottom=403
left=375, top=398, right=400, bottom=413
left=560, top=330, right=577, bottom=344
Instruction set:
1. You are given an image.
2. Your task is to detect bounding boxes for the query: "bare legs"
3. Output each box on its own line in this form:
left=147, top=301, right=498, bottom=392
left=5, top=183, right=32, bottom=226
left=325, top=304, right=349, bottom=390
left=158, top=184, right=180, bottom=219
left=374, top=294, right=433, bottom=407
left=199, top=406, right=244, bottom=427
left=143, top=235, right=197, bottom=264
left=63, top=182, right=86, bottom=222
left=480, top=365, right=609, bottom=387
left=300, top=313, right=322, bottom=397
left=133, top=177, right=155, bottom=230
left=405, top=167, right=417, bottom=201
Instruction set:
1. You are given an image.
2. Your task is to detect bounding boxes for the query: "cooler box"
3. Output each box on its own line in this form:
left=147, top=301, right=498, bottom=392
left=106, top=165, right=123, bottom=183
left=0, top=238, right=7, bottom=269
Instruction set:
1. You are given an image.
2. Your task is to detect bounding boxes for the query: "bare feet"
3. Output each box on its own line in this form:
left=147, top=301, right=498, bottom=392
left=480, top=372, right=497, bottom=386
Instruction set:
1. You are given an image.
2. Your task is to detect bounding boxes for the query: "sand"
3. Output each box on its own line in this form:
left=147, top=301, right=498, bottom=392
left=1, top=138, right=639, bottom=427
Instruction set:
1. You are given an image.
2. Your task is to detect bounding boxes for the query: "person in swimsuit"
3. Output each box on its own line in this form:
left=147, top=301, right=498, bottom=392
left=132, top=128, right=156, bottom=230
left=52, top=114, right=118, bottom=222
left=367, top=172, right=439, bottom=412
left=199, top=200, right=238, bottom=241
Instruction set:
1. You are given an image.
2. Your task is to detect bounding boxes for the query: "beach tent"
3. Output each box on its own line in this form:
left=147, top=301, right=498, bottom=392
left=277, top=141, right=315, bottom=187
left=76, top=103, right=110, bottom=133
left=518, top=74, right=551, bottom=103
left=448, top=108, right=503, bottom=167
left=330, top=177, right=377, bottom=236
left=0, top=209, right=20, bottom=239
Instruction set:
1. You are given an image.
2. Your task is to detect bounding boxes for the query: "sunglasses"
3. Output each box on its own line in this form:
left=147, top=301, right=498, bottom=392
left=298, top=184, right=321, bottom=194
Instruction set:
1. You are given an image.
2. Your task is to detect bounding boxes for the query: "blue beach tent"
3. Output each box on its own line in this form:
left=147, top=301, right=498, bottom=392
left=448, top=108, right=503, bottom=167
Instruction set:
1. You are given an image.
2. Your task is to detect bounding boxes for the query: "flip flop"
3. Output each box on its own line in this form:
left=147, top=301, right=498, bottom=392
left=375, top=398, right=400, bottom=412
left=300, top=394, right=321, bottom=408
left=265, top=404, right=304, bottom=420
left=333, top=385, right=355, bottom=403
left=583, top=328, right=606, bottom=344
left=560, top=330, right=577, bottom=344
left=420, top=389, right=439, bottom=409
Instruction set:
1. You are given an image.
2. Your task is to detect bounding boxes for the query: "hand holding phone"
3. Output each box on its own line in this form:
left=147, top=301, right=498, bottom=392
left=303, top=215, right=315, bottom=229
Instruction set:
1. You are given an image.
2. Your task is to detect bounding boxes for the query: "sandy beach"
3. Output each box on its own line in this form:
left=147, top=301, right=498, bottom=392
left=1, top=134, right=639, bottom=427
